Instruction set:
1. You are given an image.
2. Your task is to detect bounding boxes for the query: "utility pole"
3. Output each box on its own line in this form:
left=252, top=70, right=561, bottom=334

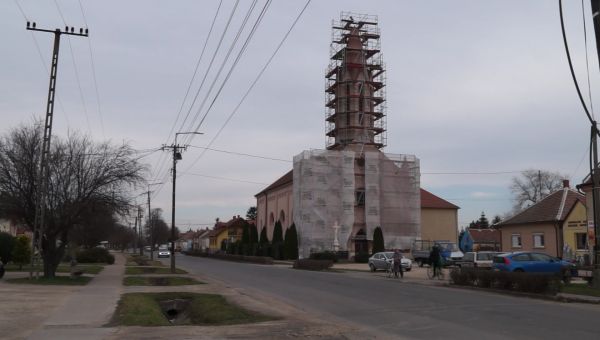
left=27, top=22, right=88, bottom=279
left=163, top=131, right=202, bottom=273
left=147, top=190, right=153, bottom=260
left=588, top=0, right=600, bottom=288
left=138, top=206, right=144, bottom=256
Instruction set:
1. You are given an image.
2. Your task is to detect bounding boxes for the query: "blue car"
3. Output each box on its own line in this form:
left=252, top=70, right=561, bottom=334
left=492, top=252, right=576, bottom=283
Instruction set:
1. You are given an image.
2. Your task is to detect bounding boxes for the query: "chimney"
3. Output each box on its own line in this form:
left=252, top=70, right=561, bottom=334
left=563, top=179, right=570, bottom=188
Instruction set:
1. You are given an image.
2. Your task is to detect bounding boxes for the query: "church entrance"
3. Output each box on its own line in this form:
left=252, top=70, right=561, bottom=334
left=354, top=229, right=368, bottom=255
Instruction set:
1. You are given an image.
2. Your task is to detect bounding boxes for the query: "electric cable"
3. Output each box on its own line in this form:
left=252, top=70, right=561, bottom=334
left=582, top=0, right=595, bottom=119
left=53, top=0, right=93, bottom=135
left=78, top=0, right=106, bottom=137
left=183, top=0, right=312, bottom=173
left=559, top=0, right=595, bottom=125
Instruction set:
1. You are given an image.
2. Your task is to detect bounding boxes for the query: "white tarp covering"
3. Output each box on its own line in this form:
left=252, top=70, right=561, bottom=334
left=293, top=149, right=420, bottom=258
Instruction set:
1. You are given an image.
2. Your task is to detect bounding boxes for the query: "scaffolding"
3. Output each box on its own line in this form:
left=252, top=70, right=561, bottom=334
left=293, top=149, right=420, bottom=258
left=324, top=12, right=387, bottom=150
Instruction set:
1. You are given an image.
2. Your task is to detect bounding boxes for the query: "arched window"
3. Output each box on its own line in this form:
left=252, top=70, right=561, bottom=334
left=279, top=210, right=285, bottom=225
left=269, top=212, right=275, bottom=226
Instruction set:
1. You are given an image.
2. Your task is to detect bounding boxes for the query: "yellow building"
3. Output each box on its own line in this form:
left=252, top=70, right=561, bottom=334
left=562, top=200, right=588, bottom=259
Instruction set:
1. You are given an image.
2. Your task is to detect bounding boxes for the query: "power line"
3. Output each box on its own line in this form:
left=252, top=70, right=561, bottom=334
left=78, top=0, right=106, bottom=137
left=13, top=0, right=71, bottom=125
left=151, top=0, right=224, bottom=182
left=183, top=0, right=312, bottom=173
left=149, top=0, right=241, bottom=187
left=53, top=0, right=93, bottom=135
left=182, top=171, right=269, bottom=185
left=184, top=0, right=272, bottom=144
left=187, top=145, right=291, bottom=162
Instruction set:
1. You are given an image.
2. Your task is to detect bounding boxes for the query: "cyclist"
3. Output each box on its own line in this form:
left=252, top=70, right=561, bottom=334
left=392, top=249, right=403, bottom=278
left=429, top=244, right=442, bottom=278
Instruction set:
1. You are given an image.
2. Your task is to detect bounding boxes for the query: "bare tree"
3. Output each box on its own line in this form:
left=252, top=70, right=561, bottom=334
left=0, top=122, right=145, bottom=277
left=510, top=169, right=567, bottom=212
left=145, top=208, right=170, bottom=254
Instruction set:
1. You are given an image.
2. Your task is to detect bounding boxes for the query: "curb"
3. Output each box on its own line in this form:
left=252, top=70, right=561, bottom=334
left=445, top=283, right=600, bottom=304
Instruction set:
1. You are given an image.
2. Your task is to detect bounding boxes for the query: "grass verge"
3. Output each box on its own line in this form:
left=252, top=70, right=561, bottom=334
left=5, top=276, right=92, bottom=285
left=110, top=292, right=274, bottom=326
left=123, top=276, right=203, bottom=286
left=561, top=283, right=600, bottom=297
left=125, top=255, right=164, bottom=267
left=4, top=264, right=104, bottom=275
left=125, top=266, right=187, bottom=275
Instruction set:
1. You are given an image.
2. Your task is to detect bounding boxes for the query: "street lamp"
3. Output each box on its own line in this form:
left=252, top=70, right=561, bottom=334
left=169, top=131, right=202, bottom=273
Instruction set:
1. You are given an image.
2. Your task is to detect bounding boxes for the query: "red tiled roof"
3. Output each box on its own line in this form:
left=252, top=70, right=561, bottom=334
left=255, top=170, right=293, bottom=197
left=498, top=188, right=585, bottom=226
left=420, top=189, right=459, bottom=209
left=468, top=228, right=501, bottom=243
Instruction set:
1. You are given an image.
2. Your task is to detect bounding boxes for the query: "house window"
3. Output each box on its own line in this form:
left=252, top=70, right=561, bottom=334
left=575, top=233, right=587, bottom=250
left=533, top=233, right=545, bottom=248
left=511, top=234, right=522, bottom=248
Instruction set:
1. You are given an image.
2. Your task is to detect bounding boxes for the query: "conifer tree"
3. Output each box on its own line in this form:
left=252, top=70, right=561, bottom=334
left=12, top=235, right=31, bottom=270
left=372, top=227, right=384, bottom=254
left=286, top=223, right=299, bottom=260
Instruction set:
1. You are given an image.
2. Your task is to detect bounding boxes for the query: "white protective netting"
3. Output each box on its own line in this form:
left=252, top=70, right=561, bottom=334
left=293, top=149, right=420, bottom=258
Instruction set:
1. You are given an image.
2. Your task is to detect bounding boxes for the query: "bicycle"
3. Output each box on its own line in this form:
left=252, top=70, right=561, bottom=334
left=427, top=264, right=445, bottom=280
left=386, top=260, right=394, bottom=278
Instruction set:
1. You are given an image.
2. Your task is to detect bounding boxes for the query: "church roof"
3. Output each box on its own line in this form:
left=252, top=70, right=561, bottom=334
left=420, top=188, right=459, bottom=209
left=255, top=170, right=293, bottom=197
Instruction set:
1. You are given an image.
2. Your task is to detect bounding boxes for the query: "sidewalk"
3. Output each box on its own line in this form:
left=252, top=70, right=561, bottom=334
left=27, top=253, right=126, bottom=340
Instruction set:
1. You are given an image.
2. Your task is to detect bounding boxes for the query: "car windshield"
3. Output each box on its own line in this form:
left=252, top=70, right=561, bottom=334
left=477, top=253, right=496, bottom=261
left=383, top=252, right=394, bottom=259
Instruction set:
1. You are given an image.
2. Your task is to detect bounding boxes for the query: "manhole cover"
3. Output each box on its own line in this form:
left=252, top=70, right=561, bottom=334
left=158, top=298, right=191, bottom=324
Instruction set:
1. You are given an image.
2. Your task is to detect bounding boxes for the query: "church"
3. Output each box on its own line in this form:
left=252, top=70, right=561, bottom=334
left=255, top=13, right=458, bottom=259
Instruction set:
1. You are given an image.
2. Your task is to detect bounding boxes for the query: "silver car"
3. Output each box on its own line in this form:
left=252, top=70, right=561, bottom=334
left=368, top=252, right=412, bottom=272
left=157, top=247, right=171, bottom=258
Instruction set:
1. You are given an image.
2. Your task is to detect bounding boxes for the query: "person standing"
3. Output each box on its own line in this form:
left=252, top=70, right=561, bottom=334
left=393, top=249, right=403, bottom=278
left=429, top=244, right=442, bottom=278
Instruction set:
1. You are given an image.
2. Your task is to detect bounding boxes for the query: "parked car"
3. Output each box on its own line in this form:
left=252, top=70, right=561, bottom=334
left=456, top=251, right=500, bottom=269
left=368, top=252, right=412, bottom=272
left=157, top=246, right=171, bottom=258
left=144, top=246, right=151, bottom=252
left=492, top=252, right=576, bottom=283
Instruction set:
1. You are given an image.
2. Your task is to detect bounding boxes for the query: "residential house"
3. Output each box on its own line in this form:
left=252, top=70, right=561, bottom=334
left=192, top=228, right=211, bottom=251
left=496, top=180, right=585, bottom=258
left=0, top=219, right=17, bottom=236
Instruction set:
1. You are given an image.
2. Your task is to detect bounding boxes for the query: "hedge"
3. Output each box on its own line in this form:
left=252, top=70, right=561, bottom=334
left=449, top=268, right=561, bottom=294
left=309, top=251, right=338, bottom=263
left=183, top=250, right=273, bottom=265
left=76, top=247, right=115, bottom=264
left=293, top=259, right=333, bottom=271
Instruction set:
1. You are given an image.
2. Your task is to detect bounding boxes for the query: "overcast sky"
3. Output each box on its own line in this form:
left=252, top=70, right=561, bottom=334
left=1, top=0, right=597, bottom=230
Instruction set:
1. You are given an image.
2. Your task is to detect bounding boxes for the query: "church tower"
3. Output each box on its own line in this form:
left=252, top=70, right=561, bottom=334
left=325, top=14, right=386, bottom=151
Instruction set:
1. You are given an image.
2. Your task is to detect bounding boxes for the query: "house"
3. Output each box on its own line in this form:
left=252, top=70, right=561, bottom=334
left=176, top=229, right=196, bottom=252
left=206, top=216, right=253, bottom=252
left=420, top=189, right=460, bottom=243
left=459, top=228, right=502, bottom=252
left=0, top=219, right=18, bottom=236
left=496, top=180, right=585, bottom=258
left=192, top=228, right=211, bottom=251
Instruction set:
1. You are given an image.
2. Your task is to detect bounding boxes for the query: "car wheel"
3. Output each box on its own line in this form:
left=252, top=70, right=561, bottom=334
left=369, top=263, right=376, bottom=272
left=405, top=268, right=411, bottom=272
left=562, top=269, right=572, bottom=284
left=416, top=259, right=423, bottom=267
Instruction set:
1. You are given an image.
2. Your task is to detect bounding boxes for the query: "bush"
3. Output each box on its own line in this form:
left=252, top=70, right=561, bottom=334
left=293, top=259, right=333, bottom=271
left=77, top=247, right=115, bottom=264
left=449, top=268, right=560, bottom=294
left=310, top=251, right=338, bottom=263
left=185, top=251, right=273, bottom=264
left=12, top=235, right=32, bottom=269
left=354, top=252, right=370, bottom=263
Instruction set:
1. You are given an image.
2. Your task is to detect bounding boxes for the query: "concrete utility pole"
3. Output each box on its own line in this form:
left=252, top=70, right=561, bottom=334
left=163, top=131, right=202, bottom=273
left=27, top=22, right=88, bottom=279
left=138, top=206, right=144, bottom=256
left=588, top=0, right=600, bottom=288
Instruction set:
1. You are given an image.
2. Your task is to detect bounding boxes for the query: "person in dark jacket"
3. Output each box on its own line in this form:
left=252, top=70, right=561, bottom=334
left=0, top=260, right=5, bottom=279
left=429, top=244, right=442, bottom=277
left=392, top=249, right=403, bottom=278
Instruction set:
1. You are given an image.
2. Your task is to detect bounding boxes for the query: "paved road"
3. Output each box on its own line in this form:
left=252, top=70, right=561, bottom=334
left=171, top=254, right=600, bottom=339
